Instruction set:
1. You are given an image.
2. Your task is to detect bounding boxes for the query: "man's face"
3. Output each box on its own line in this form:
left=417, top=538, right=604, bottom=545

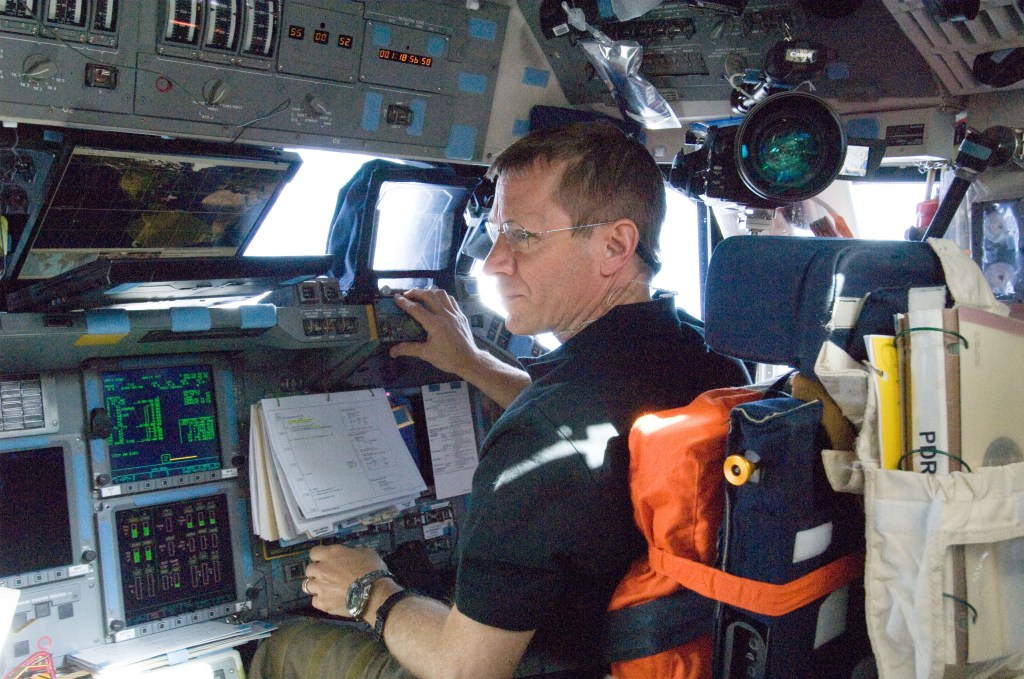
left=482, top=162, right=604, bottom=337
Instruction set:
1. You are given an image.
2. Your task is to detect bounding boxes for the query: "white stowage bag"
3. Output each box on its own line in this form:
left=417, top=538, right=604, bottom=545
left=864, top=462, right=1024, bottom=679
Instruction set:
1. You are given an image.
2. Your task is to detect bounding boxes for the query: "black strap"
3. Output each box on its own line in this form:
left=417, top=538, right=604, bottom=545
left=372, top=588, right=420, bottom=648
left=603, top=588, right=716, bottom=662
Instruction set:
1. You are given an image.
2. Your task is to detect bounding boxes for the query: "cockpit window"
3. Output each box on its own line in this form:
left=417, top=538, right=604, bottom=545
left=371, top=181, right=466, bottom=274
left=245, top=148, right=375, bottom=256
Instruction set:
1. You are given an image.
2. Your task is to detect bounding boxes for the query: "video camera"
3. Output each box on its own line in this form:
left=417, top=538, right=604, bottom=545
left=669, top=91, right=847, bottom=227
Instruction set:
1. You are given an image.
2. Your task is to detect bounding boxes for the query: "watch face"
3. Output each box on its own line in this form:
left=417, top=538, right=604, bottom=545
left=347, top=580, right=368, bottom=617
left=345, top=569, right=390, bottom=619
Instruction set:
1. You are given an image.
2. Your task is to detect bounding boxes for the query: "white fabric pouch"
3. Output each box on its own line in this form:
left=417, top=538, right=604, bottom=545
left=864, top=462, right=1024, bottom=679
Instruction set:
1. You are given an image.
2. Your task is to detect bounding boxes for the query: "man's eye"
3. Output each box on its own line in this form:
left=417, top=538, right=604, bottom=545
left=511, top=229, right=531, bottom=242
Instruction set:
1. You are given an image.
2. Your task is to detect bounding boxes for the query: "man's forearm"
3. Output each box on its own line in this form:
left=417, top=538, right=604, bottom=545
left=365, top=580, right=528, bottom=679
left=459, top=349, right=531, bottom=410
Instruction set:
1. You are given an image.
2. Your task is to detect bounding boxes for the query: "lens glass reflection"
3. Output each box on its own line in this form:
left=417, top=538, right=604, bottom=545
left=753, top=123, right=819, bottom=190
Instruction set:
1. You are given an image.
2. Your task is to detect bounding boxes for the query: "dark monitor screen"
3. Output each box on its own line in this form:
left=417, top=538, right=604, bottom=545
left=0, top=446, right=74, bottom=578
left=102, top=363, right=222, bottom=485
left=115, top=493, right=237, bottom=626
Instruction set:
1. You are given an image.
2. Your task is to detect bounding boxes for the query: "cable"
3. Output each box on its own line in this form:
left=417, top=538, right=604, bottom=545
left=30, top=13, right=292, bottom=143
left=897, top=448, right=972, bottom=473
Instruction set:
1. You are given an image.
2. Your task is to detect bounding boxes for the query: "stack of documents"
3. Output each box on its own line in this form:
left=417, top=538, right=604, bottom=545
left=67, top=620, right=276, bottom=674
left=249, top=388, right=428, bottom=542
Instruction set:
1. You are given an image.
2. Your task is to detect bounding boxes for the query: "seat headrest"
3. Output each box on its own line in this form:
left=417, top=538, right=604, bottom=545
left=704, top=236, right=946, bottom=373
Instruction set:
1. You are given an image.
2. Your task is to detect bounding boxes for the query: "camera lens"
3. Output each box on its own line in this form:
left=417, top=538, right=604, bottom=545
left=735, top=92, right=846, bottom=204
left=748, top=124, right=819, bottom=188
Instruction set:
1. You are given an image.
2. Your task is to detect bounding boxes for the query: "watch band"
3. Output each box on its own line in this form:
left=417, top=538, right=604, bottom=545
left=346, top=568, right=394, bottom=621
left=372, top=588, right=419, bottom=647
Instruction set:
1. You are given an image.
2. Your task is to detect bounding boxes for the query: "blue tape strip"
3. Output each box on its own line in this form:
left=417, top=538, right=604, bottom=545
left=236, top=495, right=255, bottom=578
left=458, top=72, right=488, bottom=94
left=89, top=438, right=106, bottom=482
left=596, top=0, right=616, bottom=19
left=512, top=119, right=531, bottom=137
left=137, top=487, right=211, bottom=506
left=445, top=125, right=478, bottom=160
left=427, top=35, right=447, bottom=57
left=362, top=92, right=383, bottom=131
left=83, top=374, right=106, bottom=473
left=97, top=510, right=120, bottom=621
left=847, top=117, right=880, bottom=139
left=0, top=435, right=50, bottom=452
left=220, top=368, right=240, bottom=448
left=86, top=308, right=130, bottom=335
left=372, top=24, right=391, bottom=47
left=239, top=304, right=277, bottom=329
left=73, top=451, right=93, bottom=546
left=522, top=67, right=550, bottom=88
left=468, top=17, right=498, bottom=41
left=170, top=307, right=211, bottom=332
left=408, top=99, right=427, bottom=137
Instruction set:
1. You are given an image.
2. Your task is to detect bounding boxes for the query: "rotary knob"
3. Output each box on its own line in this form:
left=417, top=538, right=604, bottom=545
left=303, top=94, right=330, bottom=118
left=202, top=78, right=230, bottom=105
left=22, top=54, right=56, bottom=84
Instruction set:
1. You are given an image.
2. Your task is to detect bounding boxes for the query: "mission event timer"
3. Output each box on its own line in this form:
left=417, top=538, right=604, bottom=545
left=378, top=48, right=433, bottom=67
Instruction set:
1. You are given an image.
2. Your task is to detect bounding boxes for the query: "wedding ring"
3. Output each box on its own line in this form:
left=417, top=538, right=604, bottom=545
left=301, top=577, right=312, bottom=596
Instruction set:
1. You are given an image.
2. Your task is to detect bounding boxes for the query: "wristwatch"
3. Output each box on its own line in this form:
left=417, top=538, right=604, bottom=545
left=346, top=569, right=394, bottom=621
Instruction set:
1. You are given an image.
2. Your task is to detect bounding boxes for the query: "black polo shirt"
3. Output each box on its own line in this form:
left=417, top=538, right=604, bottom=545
left=454, top=297, right=749, bottom=670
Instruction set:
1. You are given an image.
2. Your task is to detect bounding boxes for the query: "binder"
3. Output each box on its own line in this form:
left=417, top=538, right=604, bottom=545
left=864, top=334, right=903, bottom=470
left=248, top=389, right=426, bottom=542
left=895, top=306, right=968, bottom=664
left=898, top=306, right=956, bottom=474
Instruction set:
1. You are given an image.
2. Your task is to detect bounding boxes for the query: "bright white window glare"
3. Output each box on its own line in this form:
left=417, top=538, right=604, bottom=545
left=847, top=181, right=927, bottom=241
left=654, top=187, right=700, bottom=318
left=474, top=183, right=701, bottom=347
left=245, top=148, right=376, bottom=256
left=372, top=182, right=463, bottom=271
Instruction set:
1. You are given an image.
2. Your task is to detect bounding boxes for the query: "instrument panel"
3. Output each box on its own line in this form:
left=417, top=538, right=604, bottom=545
left=0, top=0, right=509, bottom=161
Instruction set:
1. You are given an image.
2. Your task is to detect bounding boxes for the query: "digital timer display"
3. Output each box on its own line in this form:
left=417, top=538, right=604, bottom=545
left=378, top=48, right=433, bottom=68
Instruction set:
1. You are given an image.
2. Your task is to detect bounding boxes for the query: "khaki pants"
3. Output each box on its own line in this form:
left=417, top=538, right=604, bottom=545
left=249, top=618, right=415, bottom=679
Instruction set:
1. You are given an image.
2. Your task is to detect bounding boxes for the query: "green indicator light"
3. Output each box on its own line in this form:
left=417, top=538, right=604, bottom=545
left=133, top=551, right=140, bottom=563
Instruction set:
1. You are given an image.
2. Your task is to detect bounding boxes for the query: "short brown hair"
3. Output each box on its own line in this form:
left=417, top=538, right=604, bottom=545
left=487, top=121, right=665, bottom=272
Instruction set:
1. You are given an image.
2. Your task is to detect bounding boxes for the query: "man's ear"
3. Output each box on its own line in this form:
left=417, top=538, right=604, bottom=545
left=600, top=219, right=641, bottom=276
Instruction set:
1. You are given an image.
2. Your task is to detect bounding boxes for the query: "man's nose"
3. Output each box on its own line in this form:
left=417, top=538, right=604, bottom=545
left=482, top=234, right=515, bottom=275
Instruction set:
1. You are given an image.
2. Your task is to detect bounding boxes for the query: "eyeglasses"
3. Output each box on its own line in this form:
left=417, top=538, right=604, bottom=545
left=483, top=218, right=663, bottom=272
left=484, top=219, right=616, bottom=254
